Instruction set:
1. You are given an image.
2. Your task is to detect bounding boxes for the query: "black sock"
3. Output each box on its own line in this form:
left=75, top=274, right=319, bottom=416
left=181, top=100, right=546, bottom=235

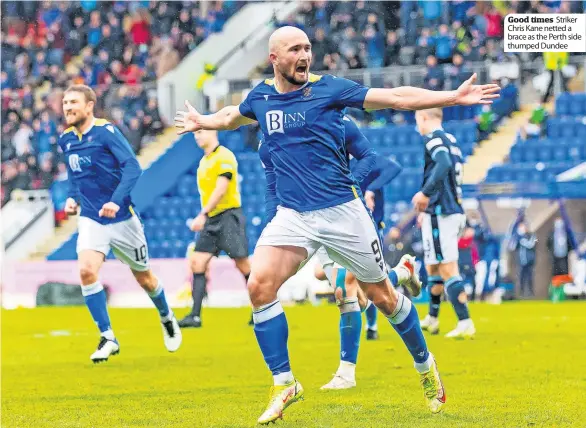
left=429, top=292, right=442, bottom=317
left=428, top=276, right=443, bottom=318
left=191, top=273, right=206, bottom=318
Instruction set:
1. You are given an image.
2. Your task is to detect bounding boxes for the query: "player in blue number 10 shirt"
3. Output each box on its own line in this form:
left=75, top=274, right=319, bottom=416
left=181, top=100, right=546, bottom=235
left=59, top=85, right=182, bottom=363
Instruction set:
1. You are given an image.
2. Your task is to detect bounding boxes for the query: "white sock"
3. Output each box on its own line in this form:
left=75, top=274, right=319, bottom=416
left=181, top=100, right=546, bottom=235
left=459, top=318, right=473, bottom=328
left=388, top=292, right=412, bottom=324
left=273, top=371, right=294, bottom=386
left=101, top=329, right=115, bottom=341
left=161, top=309, right=174, bottom=323
left=367, top=324, right=378, bottom=331
left=392, top=265, right=410, bottom=283
left=414, top=353, right=434, bottom=374
left=337, top=360, right=356, bottom=381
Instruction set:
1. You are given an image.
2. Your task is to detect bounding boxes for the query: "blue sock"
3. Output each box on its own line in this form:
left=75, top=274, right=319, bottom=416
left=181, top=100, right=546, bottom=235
left=339, top=298, right=362, bottom=364
left=388, top=270, right=399, bottom=286
left=82, top=282, right=114, bottom=339
left=387, top=293, right=429, bottom=364
left=253, top=300, right=293, bottom=385
left=428, top=275, right=443, bottom=318
left=446, top=276, right=470, bottom=321
left=365, top=301, right=378, bottom=330
left=147, top=280, right=172, bottom=320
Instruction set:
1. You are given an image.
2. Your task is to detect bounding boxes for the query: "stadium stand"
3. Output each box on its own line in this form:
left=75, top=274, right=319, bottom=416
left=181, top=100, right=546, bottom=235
left=485, top=93, right=586, bottom=184
left=2, top=0, right=583, bottom=263
left=1, top=0, right=244, bottom=211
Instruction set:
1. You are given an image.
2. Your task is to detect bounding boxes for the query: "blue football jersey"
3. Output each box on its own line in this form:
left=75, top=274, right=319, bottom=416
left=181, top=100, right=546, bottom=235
left=240, top=74, right=369, bottom=212
left=260, top=115, right=370, bottom=223
left=421, top=128, right=464, bottom=215
left=58, top=118, right=142, bottom=225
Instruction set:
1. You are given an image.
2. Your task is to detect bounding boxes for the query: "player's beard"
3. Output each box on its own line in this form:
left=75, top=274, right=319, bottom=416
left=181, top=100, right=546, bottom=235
left=68, top=113, right=89, bottom=129
left=282, top=71, right=306, bottom=86
left=279, top=63, right=308, bottom=86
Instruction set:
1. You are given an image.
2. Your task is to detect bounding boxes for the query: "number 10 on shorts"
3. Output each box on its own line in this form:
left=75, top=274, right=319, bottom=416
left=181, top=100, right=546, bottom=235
left=134, top=245, right=147, bottom=262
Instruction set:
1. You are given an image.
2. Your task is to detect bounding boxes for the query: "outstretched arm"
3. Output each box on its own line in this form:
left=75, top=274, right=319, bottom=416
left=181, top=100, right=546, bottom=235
left=175, top=102, right=257, bottom=133
left=363, top=73, right=500, bottom=111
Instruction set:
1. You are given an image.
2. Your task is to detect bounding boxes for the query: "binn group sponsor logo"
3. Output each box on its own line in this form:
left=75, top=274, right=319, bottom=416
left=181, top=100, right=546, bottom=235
left=68, top=154, right=92, bottom=172
left=265, top=110, right=307, bottom=136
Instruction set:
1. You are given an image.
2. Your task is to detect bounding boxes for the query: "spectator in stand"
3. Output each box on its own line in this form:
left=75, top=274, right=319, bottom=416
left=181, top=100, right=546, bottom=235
left=446, top=53, right=471, bottom=90
left=38, top=156, right=55, bottom=190
left=548, top=217, right=574, bottom=278
left=13, top=123, right=33, bottom=158
left=415, top=28, right=434, bottom=65
left=477, top=105, right=496, bottom=140
left=458, top=226, right=479, bottom=300
left=449, top=1, right=475, bottom=23
left=86, top=10, right=102, bottom=47
left=338, top=26, right=362, bottom=61
left=363, top=14, right=385, bottom=68
left=13, top=161, right=32, bottom=191
left=434, top=24, right=455, bottom=64
left=152, top=37, right=180, bottom=78
left=129, top=8, right=151, bottom=47
left=419, top=0, right=443, bottom=28
left=384, top=30, right=400, bottom=66
left=311, top=28, right=333, bottom=70
left=143, top=97, right=163, bottom=136
left=423, top=55, right=444, bottom=91
left=485, top=6, right=504, bottom=41
left=519, top=104, right=548, bottom=141
left=542, top=52, right=569, bottom=103
left=126, top=117, right=144, bottom=154
left=511, top=221, right=537, bottom=297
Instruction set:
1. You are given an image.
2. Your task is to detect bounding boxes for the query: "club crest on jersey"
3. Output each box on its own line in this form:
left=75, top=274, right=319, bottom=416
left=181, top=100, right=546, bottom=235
left=302, top=87, right=313, bottom=99
left=265, top=110, right=306, bottom=136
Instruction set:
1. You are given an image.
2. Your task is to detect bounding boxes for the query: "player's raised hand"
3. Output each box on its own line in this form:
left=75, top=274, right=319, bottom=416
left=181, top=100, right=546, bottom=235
left=99, top=202, right=120, bottom=218
left=412, top=191, right=430, bottom=213
left=64, top=197, right=79, bottom=215
left=175, top=100, right=202, bottom=135
left=455, top=73, right=500, bottom=106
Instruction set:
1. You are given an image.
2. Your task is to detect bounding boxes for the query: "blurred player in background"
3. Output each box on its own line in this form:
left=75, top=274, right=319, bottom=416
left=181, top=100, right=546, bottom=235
left=314, top=117, right=405, bottom=343
left=178, top=129, right=252, bottom=328
left=357, top=129, right=404, bottom=340
left=60, top=85, right=181, bottom=363
left=175, top=26, right=498, bottom=424
left=261, top=115, right=405, bottom=390
left=413, top=108, right=476, bottom=339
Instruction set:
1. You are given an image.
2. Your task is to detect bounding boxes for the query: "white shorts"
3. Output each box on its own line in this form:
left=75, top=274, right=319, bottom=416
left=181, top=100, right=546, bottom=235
left=315, top=246, right=341, bottom=286
left=421, top=212, right=466, bottom=266
left=257, top=198, right=386, bottom=283
left=77, top=215, right=150, bottom=272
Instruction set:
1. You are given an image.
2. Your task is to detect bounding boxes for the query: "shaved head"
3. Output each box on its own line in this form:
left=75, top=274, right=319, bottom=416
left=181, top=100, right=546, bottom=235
left=268, top=26, right=309, bottom=53
left=268, top=26, right=312, bottom=89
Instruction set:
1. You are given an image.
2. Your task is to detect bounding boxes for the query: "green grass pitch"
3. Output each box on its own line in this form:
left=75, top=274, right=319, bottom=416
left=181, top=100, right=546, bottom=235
left=2, top=302, right=586, bottom=427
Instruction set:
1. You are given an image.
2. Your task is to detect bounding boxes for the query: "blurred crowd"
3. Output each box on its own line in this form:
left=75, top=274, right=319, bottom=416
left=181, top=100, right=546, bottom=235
left=1, top=0, right=243, bottom=209
left=384, top=213, right=499, bottom=301
left=260, top=1, right=583, bottom=89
